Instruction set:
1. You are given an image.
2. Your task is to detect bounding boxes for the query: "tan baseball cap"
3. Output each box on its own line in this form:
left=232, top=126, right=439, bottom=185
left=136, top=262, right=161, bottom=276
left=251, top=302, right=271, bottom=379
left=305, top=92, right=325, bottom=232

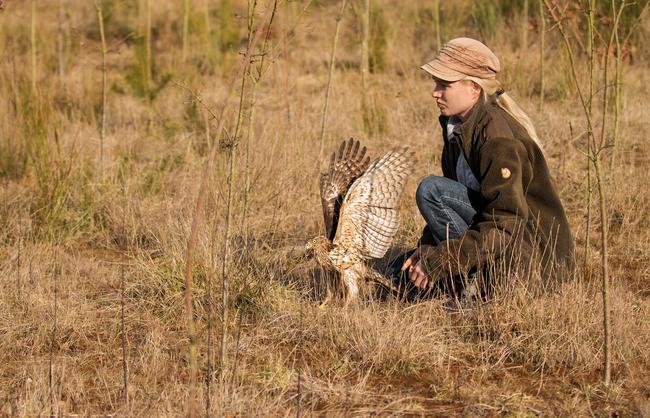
left=421, top=37, right=500, bottom=81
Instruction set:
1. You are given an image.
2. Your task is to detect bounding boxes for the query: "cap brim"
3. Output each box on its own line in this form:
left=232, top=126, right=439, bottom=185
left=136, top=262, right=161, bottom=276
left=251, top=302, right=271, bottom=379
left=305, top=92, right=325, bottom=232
left=420, top=61, right=465, bottom=82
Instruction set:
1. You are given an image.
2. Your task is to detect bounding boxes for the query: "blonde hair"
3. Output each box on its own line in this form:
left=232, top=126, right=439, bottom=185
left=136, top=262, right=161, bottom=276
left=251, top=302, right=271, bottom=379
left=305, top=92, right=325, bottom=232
left=464, top=76, right=542, bottom=149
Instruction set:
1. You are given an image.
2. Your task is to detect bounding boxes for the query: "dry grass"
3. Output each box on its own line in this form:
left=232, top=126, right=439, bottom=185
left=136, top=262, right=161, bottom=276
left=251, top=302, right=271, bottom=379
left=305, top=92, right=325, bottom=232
left=1, top=0, right=650, bottom=416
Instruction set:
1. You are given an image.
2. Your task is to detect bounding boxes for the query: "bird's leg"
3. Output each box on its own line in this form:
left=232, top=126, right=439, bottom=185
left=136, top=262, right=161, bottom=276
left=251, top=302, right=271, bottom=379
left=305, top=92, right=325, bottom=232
left=342, top=269, right=360, bottom=308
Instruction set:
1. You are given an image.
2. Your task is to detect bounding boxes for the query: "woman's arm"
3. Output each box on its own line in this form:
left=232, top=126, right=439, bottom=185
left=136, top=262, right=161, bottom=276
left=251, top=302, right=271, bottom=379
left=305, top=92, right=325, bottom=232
left=418, top=136, right=533, bottom=280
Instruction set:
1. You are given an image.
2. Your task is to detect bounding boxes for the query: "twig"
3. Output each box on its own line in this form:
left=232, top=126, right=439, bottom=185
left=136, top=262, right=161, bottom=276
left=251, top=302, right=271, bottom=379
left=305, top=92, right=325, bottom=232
left=317, top=0, right=348, bottom=163
left=206, top=112, right=214, bottom=418
left=96, top=0, right=108, bottom=179
left=585, top=0, right=595, bottom=276
left=241, top=0, right=279, bottom=241
left=217, top=0, right=258, bottom=403
left=180, top=3, right=272, bottom=416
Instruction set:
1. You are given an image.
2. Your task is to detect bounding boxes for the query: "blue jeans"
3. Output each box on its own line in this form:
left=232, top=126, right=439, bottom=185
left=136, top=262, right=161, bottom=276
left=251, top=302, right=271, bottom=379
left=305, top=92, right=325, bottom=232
left=386, top=176, right=485, bottom=297
left=415, top=175, right=485, bottom=243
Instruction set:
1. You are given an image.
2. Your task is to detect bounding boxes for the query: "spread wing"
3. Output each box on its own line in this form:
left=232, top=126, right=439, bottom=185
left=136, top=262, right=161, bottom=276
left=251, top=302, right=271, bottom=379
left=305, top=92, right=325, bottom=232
left=333, top=147, right=413, bottom=259
left=319, top=139, right=371, bottom=241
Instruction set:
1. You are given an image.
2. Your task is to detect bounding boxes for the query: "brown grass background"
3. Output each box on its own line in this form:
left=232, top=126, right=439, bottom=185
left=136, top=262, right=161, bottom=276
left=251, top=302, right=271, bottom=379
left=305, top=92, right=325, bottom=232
left=1, top=0, right=649, bottom=416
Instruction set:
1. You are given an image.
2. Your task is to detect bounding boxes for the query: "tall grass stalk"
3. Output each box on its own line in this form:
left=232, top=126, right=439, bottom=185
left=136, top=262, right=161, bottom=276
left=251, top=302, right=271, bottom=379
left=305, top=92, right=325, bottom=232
left=611, top=12, right=622, bottom=170
left=538, top=0, right=545, bottom=109
left=361, top=0, right=369, bottom=136
left=17, top=219, right=21, bottom=298
left=57, top=0, right=65, bottom=81
left=120, top=263, right=129, bottom=406
left=206, top=114, right=214, bottom=417
left=96, top=1, right=108, bottom=178
left=318, top=0, right=348, bottom=163
left=296, top=298, right=303, bottom=418
left=30, top=0, right=37, bottom=94
left=434, top=0, right=441, bottom=50
left=595, top=0, right=624, bottom=387
left=182, top=0, right=191, bottom=63
left=611, top=1, right=648, bottom=168
left=241, top=0, right=278, bottom=240
left=521, top=0, right=529, bottom=49
left=584, top=0, right=596, bottom=275
left=48, top=261, right=59, bottom=417
left=217, top=0, right=258, bottom=393
left=120, top=181, right=129, bottom=407
left=544, top=0, right=623, bottom=388
left=144, top=0, right=152, bottom=94
left=180, top=3, right=270, bottom=415
left=202, top=0, right=213, bottom=62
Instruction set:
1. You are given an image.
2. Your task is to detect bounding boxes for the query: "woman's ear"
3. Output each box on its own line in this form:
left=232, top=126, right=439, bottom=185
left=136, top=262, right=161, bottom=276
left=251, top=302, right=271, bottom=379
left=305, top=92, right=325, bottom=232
left=470, top=81, right=482, bottom=99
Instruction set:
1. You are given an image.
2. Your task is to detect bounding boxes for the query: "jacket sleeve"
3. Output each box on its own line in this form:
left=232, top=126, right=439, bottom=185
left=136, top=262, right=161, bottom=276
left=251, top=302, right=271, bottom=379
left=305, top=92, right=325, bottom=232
left=420, top=137, right=532, bottom=276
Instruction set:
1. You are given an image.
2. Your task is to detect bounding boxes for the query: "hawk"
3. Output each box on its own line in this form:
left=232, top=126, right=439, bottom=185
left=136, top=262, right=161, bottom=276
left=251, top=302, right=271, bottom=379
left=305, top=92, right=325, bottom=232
left=307, top=139, right=413, bottom=307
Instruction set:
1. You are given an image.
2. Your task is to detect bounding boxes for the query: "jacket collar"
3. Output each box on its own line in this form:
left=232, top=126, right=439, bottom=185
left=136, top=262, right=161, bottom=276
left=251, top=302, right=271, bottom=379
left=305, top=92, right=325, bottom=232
left=438, top=96, right=493, bottom=155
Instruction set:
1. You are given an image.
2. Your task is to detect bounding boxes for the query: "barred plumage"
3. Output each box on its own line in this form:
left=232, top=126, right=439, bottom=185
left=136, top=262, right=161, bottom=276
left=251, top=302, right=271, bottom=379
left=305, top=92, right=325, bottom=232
left=308, top=139, right=413, bottom=307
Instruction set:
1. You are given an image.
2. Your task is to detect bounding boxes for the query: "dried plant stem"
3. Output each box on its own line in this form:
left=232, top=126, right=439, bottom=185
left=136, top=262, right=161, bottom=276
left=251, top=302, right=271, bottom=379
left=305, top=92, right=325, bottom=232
left=17, top=218, right=21, bottom=298
left=594, top=157, right=611, bottom=386
left=180, top=2, right=270, bottom=416
left=584, top=0, right=595, bottom=275
left=610, top=1, right=623, bottom=169
left=434, top=0, right=441, bottom=50
left=229, top=308, right=243, bottom=393
left=542, top=1, right=595, bottom=149
left=203, top=0, right=215, bottom=62
left=521, top=0, right=529, bottom=49
left=217, top=1, right=258, bottom=394
left=296, top=299, right=303, bottom=418
left=120, top=181, right=129, bottom=407
left=30, top=0, right=37, bottom=94
left=206, top=114, right=214, bottom=417
left=120, top=263, right=129, bottom=406
left=538, top=0, right=545, bottom=109
left=49, top=261, right=59, bottom=418
left=596, top=0, right=624, bottom=387
left=361, top=0, right=369, bottom=135
left=544, top=0, right=623, bottom=388
left=57, top=0, right=65, bottom=81
left=242, top=0, right=278, bottom=239
left=144, top=0, right=152, bottom=93
left=318, top=0, right=347, bottom=163
left=182, top=0, right=191, bottom=63
left=96, top=0, right=108, bottom=178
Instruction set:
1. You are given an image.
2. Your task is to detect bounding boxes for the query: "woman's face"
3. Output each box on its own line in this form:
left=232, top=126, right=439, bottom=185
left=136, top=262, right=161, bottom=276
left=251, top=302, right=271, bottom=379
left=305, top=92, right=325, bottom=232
left=431, top=78, right=481, bottom=120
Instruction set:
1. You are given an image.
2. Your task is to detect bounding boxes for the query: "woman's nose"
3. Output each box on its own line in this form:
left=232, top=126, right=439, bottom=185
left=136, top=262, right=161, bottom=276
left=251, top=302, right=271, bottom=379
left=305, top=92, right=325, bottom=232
left=431, top=88, right=441, bottom=99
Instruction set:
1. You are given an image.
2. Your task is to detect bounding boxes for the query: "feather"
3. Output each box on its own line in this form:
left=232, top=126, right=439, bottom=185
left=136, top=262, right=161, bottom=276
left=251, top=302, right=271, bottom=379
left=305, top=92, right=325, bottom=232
left=333, top=146, right=414, bottom=259
left=319, top=138, right=370, bottom=241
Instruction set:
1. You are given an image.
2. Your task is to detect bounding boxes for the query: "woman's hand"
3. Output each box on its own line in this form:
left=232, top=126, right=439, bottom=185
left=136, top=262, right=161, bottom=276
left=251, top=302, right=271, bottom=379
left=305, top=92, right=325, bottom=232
left=401, top=248, right=433, bottom=289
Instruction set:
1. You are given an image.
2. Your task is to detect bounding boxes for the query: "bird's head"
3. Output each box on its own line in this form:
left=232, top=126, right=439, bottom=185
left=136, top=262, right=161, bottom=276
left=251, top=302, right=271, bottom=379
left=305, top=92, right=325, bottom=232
left=305, top=236, right=332, bottom=264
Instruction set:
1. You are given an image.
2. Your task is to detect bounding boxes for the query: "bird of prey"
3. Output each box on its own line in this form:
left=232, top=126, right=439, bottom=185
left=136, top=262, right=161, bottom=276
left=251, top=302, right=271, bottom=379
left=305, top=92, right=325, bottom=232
left=307, top=138, right=413, bottom=307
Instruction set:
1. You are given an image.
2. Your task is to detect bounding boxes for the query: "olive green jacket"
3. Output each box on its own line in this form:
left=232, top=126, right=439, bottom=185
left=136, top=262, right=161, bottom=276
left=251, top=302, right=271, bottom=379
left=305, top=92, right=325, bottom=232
left=419, top=96, right=575, bottom=282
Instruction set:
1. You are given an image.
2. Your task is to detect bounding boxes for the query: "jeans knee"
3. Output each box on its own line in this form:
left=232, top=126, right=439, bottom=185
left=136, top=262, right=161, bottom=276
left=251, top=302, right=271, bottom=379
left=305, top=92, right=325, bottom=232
left=416, top=175, right=445, bottom=209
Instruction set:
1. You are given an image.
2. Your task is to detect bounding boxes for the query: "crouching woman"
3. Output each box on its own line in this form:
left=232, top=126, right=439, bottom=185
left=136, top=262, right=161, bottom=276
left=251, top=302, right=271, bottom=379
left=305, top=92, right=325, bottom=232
left=396, top=37, right=574, bottom=302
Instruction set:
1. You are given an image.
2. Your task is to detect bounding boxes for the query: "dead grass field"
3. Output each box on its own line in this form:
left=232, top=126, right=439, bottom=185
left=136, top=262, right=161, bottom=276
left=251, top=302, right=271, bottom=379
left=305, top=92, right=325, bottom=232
left=1, top=0, right=649, bottom=416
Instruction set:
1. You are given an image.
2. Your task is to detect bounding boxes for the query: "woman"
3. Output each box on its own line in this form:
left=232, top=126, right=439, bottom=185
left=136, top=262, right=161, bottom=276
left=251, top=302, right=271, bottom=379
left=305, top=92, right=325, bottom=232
left=394, top=37, right=574, bottom=302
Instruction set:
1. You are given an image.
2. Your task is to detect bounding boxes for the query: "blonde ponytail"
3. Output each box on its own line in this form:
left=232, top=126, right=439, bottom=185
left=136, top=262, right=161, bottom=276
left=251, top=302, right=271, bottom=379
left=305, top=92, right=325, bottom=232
left=465, top=76, right=543, bottom=150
